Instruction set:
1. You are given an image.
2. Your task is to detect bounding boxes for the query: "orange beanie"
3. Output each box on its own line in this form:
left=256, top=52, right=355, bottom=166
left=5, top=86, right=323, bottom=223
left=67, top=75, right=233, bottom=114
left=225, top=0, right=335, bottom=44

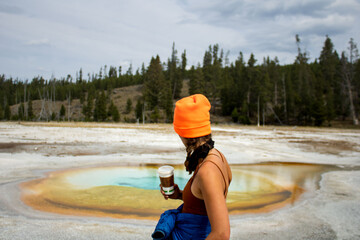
left=173, top=94, right=211, bottom=138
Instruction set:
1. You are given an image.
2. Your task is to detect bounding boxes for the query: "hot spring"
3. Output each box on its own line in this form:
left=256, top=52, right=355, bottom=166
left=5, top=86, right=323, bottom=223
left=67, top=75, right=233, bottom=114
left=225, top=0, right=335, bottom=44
left=20, top=162, right=336, bottom=220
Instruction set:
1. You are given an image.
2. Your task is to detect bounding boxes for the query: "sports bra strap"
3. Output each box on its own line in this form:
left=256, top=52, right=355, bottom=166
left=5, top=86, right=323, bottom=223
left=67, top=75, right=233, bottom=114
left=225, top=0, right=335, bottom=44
left=199, top=149, right=232, bottom=197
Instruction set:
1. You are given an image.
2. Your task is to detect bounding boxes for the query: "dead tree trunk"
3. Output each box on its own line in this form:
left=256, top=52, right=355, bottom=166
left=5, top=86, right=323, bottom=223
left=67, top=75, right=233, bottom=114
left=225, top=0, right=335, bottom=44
left=274, top=81, right=278, bottom=106
left=267, top=103, right=283, bottom=125
left=262, top=105, right=265, bottom=126
left=143, top=101, right=146, bottom=124
left=52, top=82, right=57, bottom=120
left=342, top=39, right=359, bottom=125
left=24, top=81, right=27, bottom=119
left=247, top=89, right=251, bottom=119
left=67, top=91, right=71, bottom=122
left=15, top=91, right=18, bottom=115
left=257, top=95, right=260, bottom=127
left=47, top=90, right=53, bottom=119
left=281, top=73, right=287, bottom=124
left=38, top=88, right=47, bottom=121
left=344, top=72, right=358, bottom=125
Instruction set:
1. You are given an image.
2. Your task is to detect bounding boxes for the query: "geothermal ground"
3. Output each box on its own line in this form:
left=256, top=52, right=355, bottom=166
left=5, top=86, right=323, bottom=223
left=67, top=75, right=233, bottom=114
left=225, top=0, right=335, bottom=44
left=0, top=122, right=360, bottom=239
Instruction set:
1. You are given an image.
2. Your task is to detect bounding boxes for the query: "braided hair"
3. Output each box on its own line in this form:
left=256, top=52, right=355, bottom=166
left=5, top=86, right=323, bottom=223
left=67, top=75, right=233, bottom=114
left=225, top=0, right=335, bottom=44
left=183, top=134, right=214, bottom=174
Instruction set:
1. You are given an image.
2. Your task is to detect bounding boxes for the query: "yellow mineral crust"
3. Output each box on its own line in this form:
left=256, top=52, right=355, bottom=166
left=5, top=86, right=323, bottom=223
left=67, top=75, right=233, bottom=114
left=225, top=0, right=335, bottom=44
left=21, top=165, right=309, bottom=220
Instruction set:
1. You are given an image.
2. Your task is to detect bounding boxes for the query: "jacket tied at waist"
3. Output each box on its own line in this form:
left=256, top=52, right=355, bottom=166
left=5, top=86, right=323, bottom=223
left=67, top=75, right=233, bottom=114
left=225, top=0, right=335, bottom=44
left=152, top=204, right=211, bottom=240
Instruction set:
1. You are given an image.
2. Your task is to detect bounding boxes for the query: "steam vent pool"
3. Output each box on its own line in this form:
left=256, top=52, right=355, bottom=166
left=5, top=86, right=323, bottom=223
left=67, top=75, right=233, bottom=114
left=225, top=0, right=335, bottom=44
left=21, top=163, right=334, bottom=220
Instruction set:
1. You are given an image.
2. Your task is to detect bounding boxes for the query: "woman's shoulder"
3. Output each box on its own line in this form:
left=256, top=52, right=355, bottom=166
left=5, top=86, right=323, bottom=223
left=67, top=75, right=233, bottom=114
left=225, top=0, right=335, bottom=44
left=196, top=158, right=224, bottom=185
left=204, top=148, right=227, bottom=166
left=200, top=148, right=232, bottom=194
left=208, top=147, right=221, bottom=156
left=198, top=149, right=226, bottom=176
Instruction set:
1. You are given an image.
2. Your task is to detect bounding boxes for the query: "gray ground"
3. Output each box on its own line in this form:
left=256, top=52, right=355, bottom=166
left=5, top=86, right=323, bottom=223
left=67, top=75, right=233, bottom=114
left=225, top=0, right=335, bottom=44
left=0, top=122, right=360, bottom=240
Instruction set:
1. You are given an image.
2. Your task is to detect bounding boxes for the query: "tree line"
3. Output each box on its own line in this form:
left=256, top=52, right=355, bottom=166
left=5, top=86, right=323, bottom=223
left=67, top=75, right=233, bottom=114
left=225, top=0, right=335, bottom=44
left=0, top=36, right=359, bottom=126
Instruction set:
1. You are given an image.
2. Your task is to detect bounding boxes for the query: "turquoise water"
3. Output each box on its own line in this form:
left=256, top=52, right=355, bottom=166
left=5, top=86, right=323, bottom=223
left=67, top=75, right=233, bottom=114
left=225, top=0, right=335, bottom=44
left=65, top=164, right=330, bottom=193
left=65, top=166, right=279, bottom=192
left=66, top=167, right=189, bottom=190
left=117, top=176, right=188, bottom=190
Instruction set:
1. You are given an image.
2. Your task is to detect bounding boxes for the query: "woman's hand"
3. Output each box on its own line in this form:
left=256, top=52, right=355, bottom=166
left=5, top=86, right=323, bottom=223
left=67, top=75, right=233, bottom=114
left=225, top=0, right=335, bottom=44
left=160, top=184, right=182, bottom=200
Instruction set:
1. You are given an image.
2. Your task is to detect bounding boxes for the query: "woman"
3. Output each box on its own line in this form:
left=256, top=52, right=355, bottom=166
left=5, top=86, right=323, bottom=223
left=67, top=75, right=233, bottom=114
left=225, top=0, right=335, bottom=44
left=152, top=94, right=232, bottom=240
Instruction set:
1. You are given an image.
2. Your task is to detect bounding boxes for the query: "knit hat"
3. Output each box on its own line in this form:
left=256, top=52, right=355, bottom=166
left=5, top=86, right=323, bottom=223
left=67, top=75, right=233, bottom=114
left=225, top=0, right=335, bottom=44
left=173, top=94, right=211, bottom=138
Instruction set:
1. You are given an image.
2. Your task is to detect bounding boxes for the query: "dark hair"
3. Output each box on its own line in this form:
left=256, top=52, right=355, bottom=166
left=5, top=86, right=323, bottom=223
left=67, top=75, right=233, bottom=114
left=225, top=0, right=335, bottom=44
left=183, top=134, right=214, bottom=174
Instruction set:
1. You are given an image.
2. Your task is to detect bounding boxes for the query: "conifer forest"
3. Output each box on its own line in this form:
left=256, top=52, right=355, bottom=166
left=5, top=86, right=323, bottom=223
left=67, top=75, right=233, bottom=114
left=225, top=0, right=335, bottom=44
left=1, top=36, right=359, bottom=127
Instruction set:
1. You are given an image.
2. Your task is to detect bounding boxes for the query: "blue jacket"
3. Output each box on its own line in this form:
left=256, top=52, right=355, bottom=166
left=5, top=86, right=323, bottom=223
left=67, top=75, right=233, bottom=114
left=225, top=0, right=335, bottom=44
left=152, top=204, right=211, bottom=240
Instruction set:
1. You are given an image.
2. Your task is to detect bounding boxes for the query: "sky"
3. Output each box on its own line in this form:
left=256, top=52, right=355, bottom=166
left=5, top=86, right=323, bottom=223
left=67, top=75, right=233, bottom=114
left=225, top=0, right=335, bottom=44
left=0, top=0, right=359, bottom=81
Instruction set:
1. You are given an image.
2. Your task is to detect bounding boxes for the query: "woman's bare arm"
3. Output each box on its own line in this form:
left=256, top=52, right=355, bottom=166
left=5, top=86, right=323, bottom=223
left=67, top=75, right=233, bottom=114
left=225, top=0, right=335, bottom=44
left=195, top=162, right=230, bottom=240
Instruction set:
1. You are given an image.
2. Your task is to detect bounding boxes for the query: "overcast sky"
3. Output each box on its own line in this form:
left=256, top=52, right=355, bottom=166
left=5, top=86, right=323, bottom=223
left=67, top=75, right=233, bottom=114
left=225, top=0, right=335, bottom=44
left=1, top=0, right=359, bottom=80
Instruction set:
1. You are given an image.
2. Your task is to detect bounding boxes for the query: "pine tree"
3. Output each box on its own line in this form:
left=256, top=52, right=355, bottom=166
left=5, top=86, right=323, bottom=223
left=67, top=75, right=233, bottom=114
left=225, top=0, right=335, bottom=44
left=150, top=106, right=160, bottom=123
left=60, top=104, right=66, bottom=121
left=18, top=103, right=24, bottom=120
left=312, top=98, right=326, bottom=126
left=202, top=46, right=213, bottom=96
left=94, top=91, right=107, bottom=121
left=83, top=93, right=94, bottom=121
left=319, top=36, right=338, bottom=83
left=4, top=104, right=11, bottom=120
left=319, top=36, right=338, bottom=124
left=231, top=52, right=247, bottom=114
left=220, top=66, right=236, bottom=115
left=161, top=79, right=173, bottom=122
left=143, top=55, right=165, bottom=110
left=28, top=99, right=34, bottom=120
left=189, top=64, right=205, bottom=95
left=355, top=58, right=360, bottom=118
left=108, top=100, right=120, bottom=122
left=246, top=53, right=259, bottom=121
left=135, top=99, right=143, bottom=122
left=211, top=44, right=223, bottom=114
left=108, top=66, right=117, bottom=78
left=239, top=101, right=251, bottom=124
left=294, top=34, right=314, bottom=125
left=0, top=105, right=3, bottom=120
left=168, top=42, right=182, bottom=99
left=181, top=50, right=187, bottom=80
left=231, top=107, right=239, bottom=123
left=113, top=107, right=120, bottom=122
left=126, top=98, right=132, bottom=114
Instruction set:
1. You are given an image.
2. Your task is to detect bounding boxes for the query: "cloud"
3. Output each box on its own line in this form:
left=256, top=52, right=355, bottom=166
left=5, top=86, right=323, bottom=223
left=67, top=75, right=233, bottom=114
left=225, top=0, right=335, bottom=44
left=329, top=0, right=360, bottom=14
left=177, top=0, right=352, bottom=34
left=255, top=0, right=333, bottom=18
left=176, top=0, right=359, bottom=61
left=0, top=0, right=359, bottom=80
left=292, top=14, right=354, bottom=36
left=0, top=2, right=23, bottom=15
left=25, top=38, right=50, bottom=46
